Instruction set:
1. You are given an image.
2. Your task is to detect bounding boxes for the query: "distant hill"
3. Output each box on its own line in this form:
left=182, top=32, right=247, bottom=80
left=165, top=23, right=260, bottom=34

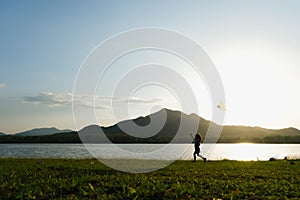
left=79, top=108, right=300, bottom=143
left=1, top=108, right=299, bottom=143
left=15, top=127, right=72, bottom=136
left=0, top=132, right=79, bottom=143
left=0, top=132, right=5, bottom=136
left=219, top=126, right=300, bottom=143
left=98, top=108, right=205, bottom=143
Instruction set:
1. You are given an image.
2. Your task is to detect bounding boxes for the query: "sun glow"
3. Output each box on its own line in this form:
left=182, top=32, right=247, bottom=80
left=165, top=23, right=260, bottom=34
left=209, top=39, right=300, bottom=129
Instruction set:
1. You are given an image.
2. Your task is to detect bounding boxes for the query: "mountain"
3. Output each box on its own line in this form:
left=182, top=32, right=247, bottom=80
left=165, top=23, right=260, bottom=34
left=0, top=132, right=5, bottom=136
left=218, top=126, right=300, bottom=143
left=1, top=108, right=299, bottom=143
left=78, top=108, right=300, bottom=143
left=0, top=131, right=79, bottom=143
left=15, top=127, right=72, bottom=136
left=78, top=109, right=208, bottom=143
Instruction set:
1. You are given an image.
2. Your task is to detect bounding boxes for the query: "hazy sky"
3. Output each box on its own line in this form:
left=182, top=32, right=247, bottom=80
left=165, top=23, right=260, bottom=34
left=1, top=1, right=300, bottom=133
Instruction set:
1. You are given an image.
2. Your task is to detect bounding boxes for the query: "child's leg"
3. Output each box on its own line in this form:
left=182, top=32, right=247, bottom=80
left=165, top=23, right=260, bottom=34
left=193, top=152, right=196, bottom=161
left=197, top=154, right=207, bottom=161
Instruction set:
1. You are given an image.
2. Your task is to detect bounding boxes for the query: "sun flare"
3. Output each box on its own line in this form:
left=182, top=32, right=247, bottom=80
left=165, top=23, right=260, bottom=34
left=210, top=39, right=300, bottom=129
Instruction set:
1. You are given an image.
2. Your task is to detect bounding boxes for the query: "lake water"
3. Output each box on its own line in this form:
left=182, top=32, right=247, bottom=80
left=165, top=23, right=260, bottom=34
left=0, top=144, right=299, bottom=161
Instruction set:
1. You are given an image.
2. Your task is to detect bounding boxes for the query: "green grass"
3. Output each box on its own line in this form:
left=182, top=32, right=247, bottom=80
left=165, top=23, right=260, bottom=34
left=0, top=159, right=299, bottom=199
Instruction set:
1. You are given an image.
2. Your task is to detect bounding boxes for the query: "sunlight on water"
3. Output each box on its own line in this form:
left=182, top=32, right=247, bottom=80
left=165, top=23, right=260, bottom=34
left=0, top=144, right=299, bottom=161
left=199, top=144, right=300, bottom=161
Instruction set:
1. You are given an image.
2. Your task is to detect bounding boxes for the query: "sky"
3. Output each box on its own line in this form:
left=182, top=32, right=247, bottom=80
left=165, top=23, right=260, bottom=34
left=0, top=0, right=300, bottom=133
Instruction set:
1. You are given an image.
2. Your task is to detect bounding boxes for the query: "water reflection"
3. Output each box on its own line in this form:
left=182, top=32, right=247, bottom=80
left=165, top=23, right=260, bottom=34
left=0, top=143, right=299, bottom=161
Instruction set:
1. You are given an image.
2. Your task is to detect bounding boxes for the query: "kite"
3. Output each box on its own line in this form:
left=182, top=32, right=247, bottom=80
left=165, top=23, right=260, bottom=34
left=217, top=102, right=226, bottom=111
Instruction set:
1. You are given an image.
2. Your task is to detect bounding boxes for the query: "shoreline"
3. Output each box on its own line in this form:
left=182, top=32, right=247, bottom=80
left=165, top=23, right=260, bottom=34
left=1, top=157, right=299, bottom=162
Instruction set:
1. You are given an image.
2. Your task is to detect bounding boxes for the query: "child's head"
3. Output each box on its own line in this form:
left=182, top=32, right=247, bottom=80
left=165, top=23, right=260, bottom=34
left=195, top=133, right=201, bottom=140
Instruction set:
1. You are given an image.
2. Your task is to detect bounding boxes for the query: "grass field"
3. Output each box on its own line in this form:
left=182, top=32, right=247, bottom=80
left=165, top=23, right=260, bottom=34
left=0, top=158, right=299, bottom=199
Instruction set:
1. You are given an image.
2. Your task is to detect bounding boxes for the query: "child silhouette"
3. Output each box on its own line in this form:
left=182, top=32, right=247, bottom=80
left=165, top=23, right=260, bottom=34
left=192, top=133, right=206, bottom=162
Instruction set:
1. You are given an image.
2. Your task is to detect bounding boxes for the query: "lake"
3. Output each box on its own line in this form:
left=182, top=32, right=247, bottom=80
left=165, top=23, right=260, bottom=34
left=1, top=143, right=299, bottom=161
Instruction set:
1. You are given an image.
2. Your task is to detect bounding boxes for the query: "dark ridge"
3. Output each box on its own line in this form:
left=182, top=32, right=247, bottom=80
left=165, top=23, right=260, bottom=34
left=1, top=108, right=299, bottom=143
